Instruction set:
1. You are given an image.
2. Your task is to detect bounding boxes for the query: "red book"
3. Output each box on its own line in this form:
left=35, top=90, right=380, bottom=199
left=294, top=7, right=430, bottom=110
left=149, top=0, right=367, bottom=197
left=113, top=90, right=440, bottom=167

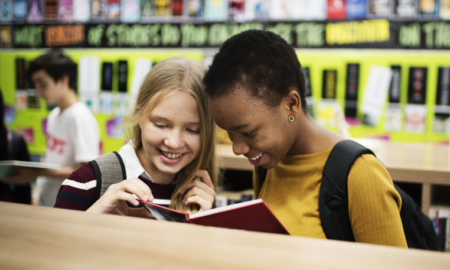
left=327, top=0, right=347, bottom=20
left=140, top=199, right=290, bottom=235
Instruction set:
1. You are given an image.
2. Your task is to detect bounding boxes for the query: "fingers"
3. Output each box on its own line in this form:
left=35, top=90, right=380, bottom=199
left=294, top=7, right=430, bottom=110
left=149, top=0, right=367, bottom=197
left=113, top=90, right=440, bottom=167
left=180, top=178, right=215, bottom=198
left=194, top=170, right=214, bottom=190
left=107, top=177, right=154, bottom=203
left=184, top=195, right=213, bottom=211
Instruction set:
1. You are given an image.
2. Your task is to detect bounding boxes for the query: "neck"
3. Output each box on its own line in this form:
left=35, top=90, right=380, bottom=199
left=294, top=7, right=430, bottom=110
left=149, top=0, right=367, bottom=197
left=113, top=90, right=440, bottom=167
left=57, top=89, right=78, bottom=112
left=136, top=147, right=175, bottom=185
left=288, top=113, right=342, bottom=155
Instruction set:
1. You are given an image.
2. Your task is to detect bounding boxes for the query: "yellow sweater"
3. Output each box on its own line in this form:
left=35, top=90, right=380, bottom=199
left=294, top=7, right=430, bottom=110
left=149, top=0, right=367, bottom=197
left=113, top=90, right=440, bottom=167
left=253, top=148, right=407, bottom=248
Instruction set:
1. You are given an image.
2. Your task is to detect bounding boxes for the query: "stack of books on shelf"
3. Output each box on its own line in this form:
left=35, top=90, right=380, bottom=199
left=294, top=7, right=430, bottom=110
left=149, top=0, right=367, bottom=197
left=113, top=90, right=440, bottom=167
left=1, top=0, right=449, bottom=24
left=429, top=205, right=450, bottom=252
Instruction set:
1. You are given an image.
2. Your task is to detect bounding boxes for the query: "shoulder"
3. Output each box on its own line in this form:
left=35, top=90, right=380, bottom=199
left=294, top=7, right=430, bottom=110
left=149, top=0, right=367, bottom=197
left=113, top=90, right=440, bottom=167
left=349, top=154, right=393, bottom=187
left=54, top=162, right=98, bottom=210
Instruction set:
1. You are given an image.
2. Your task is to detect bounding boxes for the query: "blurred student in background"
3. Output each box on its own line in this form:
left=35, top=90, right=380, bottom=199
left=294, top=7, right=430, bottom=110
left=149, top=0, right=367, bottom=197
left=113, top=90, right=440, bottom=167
left=3, top=49, right=100, bottom=207
left=54, top=57, right=218, bottom=216
left=0, top=90, right=32, bottom=204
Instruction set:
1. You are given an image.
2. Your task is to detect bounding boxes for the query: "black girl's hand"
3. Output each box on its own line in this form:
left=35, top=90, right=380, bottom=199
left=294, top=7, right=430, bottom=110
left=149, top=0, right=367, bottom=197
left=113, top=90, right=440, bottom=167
left=179, top=170, right=215, bottom=211
left=86, top=177, right=154, bottom=216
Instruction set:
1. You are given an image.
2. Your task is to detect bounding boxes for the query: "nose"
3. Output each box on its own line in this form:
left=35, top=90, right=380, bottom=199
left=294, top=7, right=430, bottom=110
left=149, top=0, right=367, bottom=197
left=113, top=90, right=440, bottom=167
left=232, top=135, right=250, bottom=156
left=164, top=129, right=184, bottom=149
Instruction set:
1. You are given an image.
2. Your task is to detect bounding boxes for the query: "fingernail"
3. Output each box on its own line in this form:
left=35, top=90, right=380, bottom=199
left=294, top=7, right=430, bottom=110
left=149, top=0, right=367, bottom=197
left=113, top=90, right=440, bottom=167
left=149, top=194, right=154, bottom=201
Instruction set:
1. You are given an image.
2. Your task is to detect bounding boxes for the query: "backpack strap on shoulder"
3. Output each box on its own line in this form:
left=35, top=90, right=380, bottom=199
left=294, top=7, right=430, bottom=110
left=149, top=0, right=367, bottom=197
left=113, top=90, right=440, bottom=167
left=319, top=140, right=375, bottom=242
left=89, top=152, right=127, bottom=200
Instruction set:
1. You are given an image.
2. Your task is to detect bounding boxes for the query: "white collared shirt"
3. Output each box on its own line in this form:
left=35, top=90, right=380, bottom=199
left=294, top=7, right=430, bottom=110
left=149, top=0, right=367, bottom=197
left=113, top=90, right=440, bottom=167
left=118, top=142, right=153, bottom=182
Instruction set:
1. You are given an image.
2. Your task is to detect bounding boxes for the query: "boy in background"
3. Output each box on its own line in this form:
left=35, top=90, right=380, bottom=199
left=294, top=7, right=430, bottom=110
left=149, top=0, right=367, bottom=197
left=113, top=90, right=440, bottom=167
left=5, top=49, right=100, bottom=207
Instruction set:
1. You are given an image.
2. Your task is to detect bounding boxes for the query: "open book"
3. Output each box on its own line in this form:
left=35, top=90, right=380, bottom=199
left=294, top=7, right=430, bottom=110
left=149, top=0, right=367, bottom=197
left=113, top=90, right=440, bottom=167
left=0, top=160, right=61, bottom=178
left=140, top=199, right=290, bottom=235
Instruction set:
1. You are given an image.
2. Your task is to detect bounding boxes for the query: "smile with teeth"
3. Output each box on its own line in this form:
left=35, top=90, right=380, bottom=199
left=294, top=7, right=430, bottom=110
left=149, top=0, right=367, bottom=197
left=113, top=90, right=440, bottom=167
left=250, top=153, right=263, bottom=161
left=161, top=150, right=183, bottom=159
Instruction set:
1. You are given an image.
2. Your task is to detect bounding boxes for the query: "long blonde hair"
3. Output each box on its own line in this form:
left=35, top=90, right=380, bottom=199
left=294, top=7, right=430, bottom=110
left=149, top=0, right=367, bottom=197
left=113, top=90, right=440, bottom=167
left=120, top=57, right=218, bottom=213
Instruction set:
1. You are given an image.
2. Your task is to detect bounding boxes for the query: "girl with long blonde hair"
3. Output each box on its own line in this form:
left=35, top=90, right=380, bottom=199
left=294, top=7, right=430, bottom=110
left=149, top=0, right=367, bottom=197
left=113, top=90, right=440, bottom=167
left=54, top=57, right=218, bottom=214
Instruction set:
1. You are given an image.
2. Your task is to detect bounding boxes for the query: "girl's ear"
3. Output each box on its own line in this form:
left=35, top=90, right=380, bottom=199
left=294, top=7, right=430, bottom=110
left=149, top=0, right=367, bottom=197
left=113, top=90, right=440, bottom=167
left=285, top=89, right=301, bottom=113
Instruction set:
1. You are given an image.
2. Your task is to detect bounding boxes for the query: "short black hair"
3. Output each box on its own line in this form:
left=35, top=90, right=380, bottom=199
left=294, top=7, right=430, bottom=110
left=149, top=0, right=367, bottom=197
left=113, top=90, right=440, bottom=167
left=203, top=30, right=307, bottom=112
left=29, top=49, right=77, bottom=91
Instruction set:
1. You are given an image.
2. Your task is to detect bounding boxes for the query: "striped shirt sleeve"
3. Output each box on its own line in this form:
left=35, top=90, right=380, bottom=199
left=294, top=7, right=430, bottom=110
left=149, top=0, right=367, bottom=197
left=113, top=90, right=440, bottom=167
left=54, top=163, right=98, bottom=211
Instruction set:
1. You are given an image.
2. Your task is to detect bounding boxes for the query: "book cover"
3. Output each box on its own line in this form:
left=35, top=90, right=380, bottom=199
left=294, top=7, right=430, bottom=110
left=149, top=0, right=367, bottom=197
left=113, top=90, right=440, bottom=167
left=327, top=0, right=347, bottom=20
left=13, top=0, right=27, bottom=21
left=204, top=0, right=227, bottom=21
left=16, top=58, right=26, bottom=90
left=385, top=65, right=403, bottom=132
left=367, top=0, right=394, bottom=17
left=187, top=0, right=203, bottom=18
left=44, top=0, right=58, bottom=21
left=229, top=0, right=245, bottom=21
left=346, top=0, right=367, bottom=19
left=0, top=160, right=61, bottom=178
left=0, top=26, right=12, bottom=48
left=441, top=0, right=450, bottom=18
left=58, top=0, right=73, bottom=21
left=345, top=63, right=360, bottom=119
left=140, top=0, right=152, bottom=20
left=72, top=0, right=90, bottom=21
left=106, top=0, right=120, bottom=20
left=322, top=69, right=337, bottom=100
left=302, top=0, right=327, bottom=20
left=286, top=0, right=302, bottom=20
left=171, top=0, right=182, bottom=17
left=434, top=67, right=450, bottom=134
left=419, top=0, right=439, bottom=18
left=120, top=0, right=139, bottom=21
left=141, top=199, right=290, bottom=235
left=302, top=67, right=314, bottom=118
left=91, top=0, right=107, bottom=20
left=154, top=0, right=171, bottom=17
left=27, top=0, right=43, bottom=22
left=266, top=0, right=287, bottom=20
left=243, top=0, right=264, bottom=20
left=1, top=0, right=13, bottom=21
left=394, top=0, right=418, bottom=18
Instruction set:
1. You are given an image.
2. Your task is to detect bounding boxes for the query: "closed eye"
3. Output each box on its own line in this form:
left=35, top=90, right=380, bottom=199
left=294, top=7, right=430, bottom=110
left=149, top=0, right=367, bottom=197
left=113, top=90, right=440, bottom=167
left=242, top=130, right=255, bottom=137
left=187, top=129, right=200, bottom=134
left=153, top=122, right=168, bottom=128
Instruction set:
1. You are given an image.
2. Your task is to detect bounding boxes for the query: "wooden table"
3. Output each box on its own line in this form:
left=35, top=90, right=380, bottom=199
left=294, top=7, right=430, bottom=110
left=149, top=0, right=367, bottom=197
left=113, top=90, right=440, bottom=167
left=217, top=139, right=450, bottom=215
left=0, top=202, right=449, bottom=270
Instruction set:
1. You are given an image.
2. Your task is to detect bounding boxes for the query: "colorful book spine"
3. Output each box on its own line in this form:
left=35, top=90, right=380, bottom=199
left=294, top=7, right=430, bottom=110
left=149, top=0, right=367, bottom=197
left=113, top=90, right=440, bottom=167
left=171, top=0, right=182, bottom=16
left=385, top=65, right=403, bottom=132
left=140, top=0, right=152, bottom=20
left=302, top=67, right=314, bottom=118
left=91, top=0, right=107, bottom=20
left=106, top=0, right=120, bottom=20
left=441, top=0, right=450, bottom=19
left=405, top=67, right=428, bottom=133
left=322, top=69, right=337, bottom=100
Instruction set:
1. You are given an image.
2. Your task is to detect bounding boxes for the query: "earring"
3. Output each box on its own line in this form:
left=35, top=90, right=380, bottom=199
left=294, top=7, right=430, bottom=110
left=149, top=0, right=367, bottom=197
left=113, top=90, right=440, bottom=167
left=289, top=115, right=295, bottom=122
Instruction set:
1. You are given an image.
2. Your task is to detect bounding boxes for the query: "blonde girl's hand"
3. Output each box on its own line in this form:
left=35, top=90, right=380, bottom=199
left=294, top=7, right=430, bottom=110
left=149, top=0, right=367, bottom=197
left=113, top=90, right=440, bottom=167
left=86, top=177, right=154, bottom=216
left=179, top=170, right=215, bottom=212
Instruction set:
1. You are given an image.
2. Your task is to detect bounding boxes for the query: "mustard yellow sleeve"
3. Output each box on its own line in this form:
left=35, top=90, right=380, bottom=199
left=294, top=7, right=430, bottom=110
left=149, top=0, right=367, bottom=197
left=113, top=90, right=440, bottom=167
left=348, top=154, right=408, bottom=248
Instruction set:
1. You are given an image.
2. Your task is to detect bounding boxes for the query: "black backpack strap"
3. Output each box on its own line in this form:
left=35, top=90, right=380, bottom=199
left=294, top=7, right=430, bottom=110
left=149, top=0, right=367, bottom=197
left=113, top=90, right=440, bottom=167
left=319, top=140, right=375, bottom=242
left=89, top=152, right=127, bottom=200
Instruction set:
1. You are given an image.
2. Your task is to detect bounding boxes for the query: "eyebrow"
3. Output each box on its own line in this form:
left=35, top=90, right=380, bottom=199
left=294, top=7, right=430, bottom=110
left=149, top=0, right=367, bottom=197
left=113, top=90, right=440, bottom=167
left=151, top=115, right=200, bottom=125
left=230, top=124, right=249, bottom=131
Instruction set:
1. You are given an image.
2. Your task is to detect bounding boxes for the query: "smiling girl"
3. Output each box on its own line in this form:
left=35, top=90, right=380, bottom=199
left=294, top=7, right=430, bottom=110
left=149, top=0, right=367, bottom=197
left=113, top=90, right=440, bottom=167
left=203, top=30, right=407, bottom=247
left=54, top=57, right=218, bottom=214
